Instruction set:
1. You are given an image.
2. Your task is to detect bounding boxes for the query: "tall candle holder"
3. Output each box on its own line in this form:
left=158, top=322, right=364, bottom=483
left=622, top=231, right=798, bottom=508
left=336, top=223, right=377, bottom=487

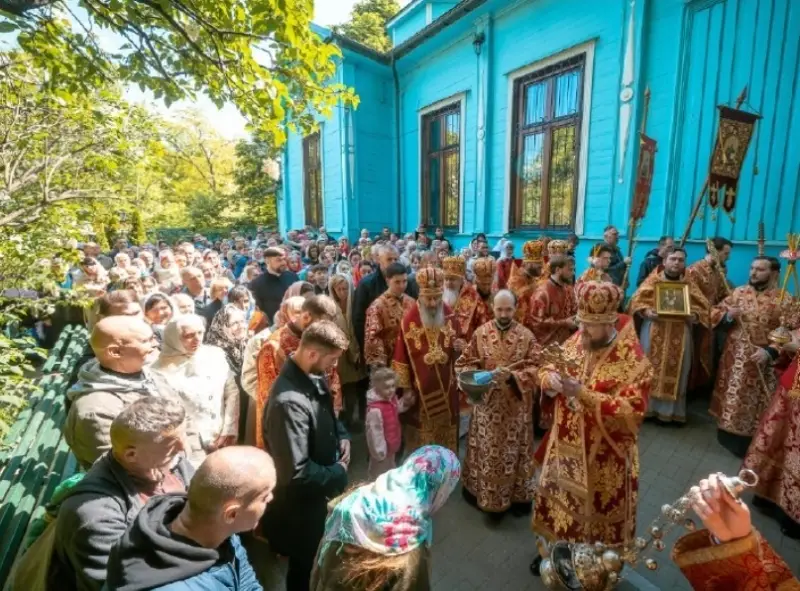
left=539, top=469, right=759, bottom=591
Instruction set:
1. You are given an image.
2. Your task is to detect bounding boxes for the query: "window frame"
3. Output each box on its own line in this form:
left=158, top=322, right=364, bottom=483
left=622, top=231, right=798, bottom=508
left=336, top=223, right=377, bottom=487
left=419, top=94, right=465, bottom=232
left=503, top=41, right=595, bottom=235
left=302, top=130, right=323, bottom=228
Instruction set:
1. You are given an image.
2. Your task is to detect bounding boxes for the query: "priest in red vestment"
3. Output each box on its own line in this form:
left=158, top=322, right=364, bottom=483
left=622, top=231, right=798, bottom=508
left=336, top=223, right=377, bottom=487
left=531, top=281, right=652, bottom=575
left=496, top=241, right=520, bottom=290
left=442, top=255, right=491, bottom=344
left=254, top=295, right=340, bottom=448
left=508, top=239, right=545, bottom=331
left=472, top=256, right=497, bottom=314
left=743, top=335, right=800, bottom=539
left=363, top=262, right=415, bottom=369
left=528, top=254, right=578, bottom=346
left=673, top=472, right=799, bottom=590
left=391, top=266, right=460, bottom=454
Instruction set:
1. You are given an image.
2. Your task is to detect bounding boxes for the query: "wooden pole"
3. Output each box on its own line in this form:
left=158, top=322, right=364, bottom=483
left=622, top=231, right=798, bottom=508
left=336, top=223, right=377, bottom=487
left=621, top=87, right=651, bottom=291
left=679, top=86, right=748, bottom=248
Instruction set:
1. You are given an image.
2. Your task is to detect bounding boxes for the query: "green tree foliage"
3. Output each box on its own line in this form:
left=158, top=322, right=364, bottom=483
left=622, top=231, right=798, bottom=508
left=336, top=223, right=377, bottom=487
left=337, top=0, right=400, bottom=52
left=130, top=209, right=146, bottom=245
left=234, top=138, right=278, bottom=227
left=1, top=0, right=359, bottom=144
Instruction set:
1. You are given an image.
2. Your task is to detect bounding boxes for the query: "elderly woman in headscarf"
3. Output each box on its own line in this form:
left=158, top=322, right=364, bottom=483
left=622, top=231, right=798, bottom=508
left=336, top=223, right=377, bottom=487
left=155, top=250, right=182, bottom=286
left=271, top=280, right=315, bottom=328
left=205, top=304, right=249, bottom=440
left=304, top=243, right=321, bottom=266
left=311, top=446, right=460, bottom=591
left=150, top=314, right=239, bottom=466
left=328, top=273, right=366, bottom=428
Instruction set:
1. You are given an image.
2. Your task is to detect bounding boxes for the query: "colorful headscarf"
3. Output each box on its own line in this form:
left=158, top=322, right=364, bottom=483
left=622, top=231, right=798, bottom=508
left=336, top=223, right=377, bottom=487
left=319, top=446, right=460, bottom=563
left=205, top=304, right=246, bottom=373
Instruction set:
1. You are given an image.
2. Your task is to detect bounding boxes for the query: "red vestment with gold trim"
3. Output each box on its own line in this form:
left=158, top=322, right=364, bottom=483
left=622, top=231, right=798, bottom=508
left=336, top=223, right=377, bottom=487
left=363, top=292, right=415, bottom=368
left=711, top=286, right=798, bottom=436
left=455, top=321, right=540, bottom=512
left=532, top=315, right=652, bottom=547
left=391, top=302, right=459, bottom=455
left=255, top=325, right=342, bottom=449
left=743, top=355, right=800, bottom=525
left=672, top=530, right=800, bottom=590
left=527, top=278, right=578, bottom=347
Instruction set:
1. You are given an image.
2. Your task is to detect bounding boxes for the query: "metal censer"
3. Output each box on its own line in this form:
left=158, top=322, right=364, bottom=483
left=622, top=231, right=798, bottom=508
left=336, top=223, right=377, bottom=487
left=539, top=469, right=759, bottom=591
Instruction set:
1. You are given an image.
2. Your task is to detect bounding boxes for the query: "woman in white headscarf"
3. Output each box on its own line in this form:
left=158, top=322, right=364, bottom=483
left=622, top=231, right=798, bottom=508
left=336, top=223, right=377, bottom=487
left=150, top=314, right=239, bottom=466
left=154, top=250, right=182, bottom=285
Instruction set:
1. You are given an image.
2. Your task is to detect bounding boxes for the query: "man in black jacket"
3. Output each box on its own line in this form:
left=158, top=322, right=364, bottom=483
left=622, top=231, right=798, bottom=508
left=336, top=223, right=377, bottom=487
left=248, top=247, right=297, bottom=324
left=45, top=398, right=192, bottom=591
left=262, top=320, right=351, bottom=591
left=352, top=244, right=418, bottom=357
left=636, top=235, right=674, bottom=287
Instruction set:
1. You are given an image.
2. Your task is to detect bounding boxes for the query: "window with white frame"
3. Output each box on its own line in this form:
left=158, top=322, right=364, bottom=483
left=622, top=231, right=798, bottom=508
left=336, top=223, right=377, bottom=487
left=421, top=103, right=461, bottom=229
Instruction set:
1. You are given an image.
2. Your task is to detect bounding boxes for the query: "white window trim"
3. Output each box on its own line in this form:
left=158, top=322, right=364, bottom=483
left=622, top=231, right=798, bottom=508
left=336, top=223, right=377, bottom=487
left=502, top=40, right=595, bottom=234
left=418, top=91, right=467, bottom=233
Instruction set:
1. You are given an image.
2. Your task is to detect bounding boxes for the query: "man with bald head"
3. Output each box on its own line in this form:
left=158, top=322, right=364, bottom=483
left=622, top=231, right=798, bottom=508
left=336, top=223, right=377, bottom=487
left=65, top=316, right=159, bottom=469
left=105, top=446, right=275, bottom=590
left=352, top=243, right=419, bottom=360
left=455, top=289, right=541, bottom=518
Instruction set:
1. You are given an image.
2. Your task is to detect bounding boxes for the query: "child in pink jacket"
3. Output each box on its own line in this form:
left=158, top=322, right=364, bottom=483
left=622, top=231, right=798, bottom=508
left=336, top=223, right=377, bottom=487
left=364, top=368, right=415, bottom=480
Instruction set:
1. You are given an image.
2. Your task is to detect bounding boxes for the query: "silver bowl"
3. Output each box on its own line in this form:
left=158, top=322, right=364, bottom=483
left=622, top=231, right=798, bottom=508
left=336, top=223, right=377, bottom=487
left=457, top=370, right=493, bottom=405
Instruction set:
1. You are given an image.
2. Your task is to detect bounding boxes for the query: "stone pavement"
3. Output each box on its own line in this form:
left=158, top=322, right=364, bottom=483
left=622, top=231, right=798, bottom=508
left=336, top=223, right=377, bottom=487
left=247, top=395, right=800, bottom=590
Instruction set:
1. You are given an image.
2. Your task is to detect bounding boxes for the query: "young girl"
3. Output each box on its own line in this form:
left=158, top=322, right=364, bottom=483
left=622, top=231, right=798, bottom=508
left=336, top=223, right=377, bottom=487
left=365, top=368, right=415, bottom=480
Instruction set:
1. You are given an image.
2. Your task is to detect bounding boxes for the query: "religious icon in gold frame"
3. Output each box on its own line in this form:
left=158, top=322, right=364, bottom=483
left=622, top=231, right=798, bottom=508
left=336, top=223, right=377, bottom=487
left=655, top=281, right=691, bottom=317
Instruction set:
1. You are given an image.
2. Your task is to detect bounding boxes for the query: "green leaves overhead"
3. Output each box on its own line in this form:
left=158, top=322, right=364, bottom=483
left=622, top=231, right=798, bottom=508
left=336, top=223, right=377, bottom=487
left=336, top=0, right=400, bottom=53
left=6, top=0, right=359, bottom=144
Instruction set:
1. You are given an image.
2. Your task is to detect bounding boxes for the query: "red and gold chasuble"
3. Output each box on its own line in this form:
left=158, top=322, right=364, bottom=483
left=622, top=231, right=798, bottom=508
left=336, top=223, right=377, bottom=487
left=452, top=283, right=492, bottom=343
left=687, top=258, right=729, bottom=306
left=627, top=271, right=711, bottom=401
left=711, top=286, right=799, bottom=436
left=255, top=325, right=343, bottom=449
left=363, top=292, right=416, bottom=367
left=391, top=303, right=460, bottom=455
left=532, top=316, right=652, bottom=547
left=527, top=278, right=578, bottom=346
left=508, top=273, right=538, bottom=331
left=672, top=529, right=800, bottom=591
left=455, top=321, right=540, bottom=512
left=743, top=354, right=800, bottom=524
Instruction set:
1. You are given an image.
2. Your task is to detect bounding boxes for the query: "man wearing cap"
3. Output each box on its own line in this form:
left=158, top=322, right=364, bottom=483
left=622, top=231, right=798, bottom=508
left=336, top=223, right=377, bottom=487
left=392, top=267, right=460, bottom=454
left=248, top=247, right=297, bottom=324
left=530, top=281, right=653, bottom=574
left=508, top=239, right=545, bottom=332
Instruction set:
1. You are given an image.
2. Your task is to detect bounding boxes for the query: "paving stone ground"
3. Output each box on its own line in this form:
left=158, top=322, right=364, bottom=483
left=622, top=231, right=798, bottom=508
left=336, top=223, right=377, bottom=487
left=246, top=394, right=800, bottom=590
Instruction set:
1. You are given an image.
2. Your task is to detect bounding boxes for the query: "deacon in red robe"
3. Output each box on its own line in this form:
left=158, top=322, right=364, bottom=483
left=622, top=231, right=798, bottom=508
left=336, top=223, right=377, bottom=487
left=528, top=255, right=578, bottom=346
left=254, top=295, right=341, bottom=448
left=392, top=266, right=460, bottom=454
left=442, top=255, right=491, bottom=344
left=508, top=239, right=545, bottom=331
left=472, top=256, right=497, bottom=315
left=363, top=262, right=415, bottom=369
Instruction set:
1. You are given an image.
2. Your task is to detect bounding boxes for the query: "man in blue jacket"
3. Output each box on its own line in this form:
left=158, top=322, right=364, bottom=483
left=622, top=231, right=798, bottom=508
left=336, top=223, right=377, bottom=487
left=104, top=446, right=276, bottom=591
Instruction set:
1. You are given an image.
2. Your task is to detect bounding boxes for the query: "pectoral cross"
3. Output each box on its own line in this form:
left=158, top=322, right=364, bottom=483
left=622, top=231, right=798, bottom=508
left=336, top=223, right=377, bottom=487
left=405, top=322, right=425, bottom=350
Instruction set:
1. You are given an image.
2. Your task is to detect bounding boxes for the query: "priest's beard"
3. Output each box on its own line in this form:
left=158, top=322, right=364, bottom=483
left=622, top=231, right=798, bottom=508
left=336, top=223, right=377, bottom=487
left=664, top=270, right=682, bottom=281
left=495, top=317, right=513, bottom=331
left=749, top=278, right=769, bottom=291
left=419, top=301, right=445, bottom=328
left=443, top=287, right=459, bottom=308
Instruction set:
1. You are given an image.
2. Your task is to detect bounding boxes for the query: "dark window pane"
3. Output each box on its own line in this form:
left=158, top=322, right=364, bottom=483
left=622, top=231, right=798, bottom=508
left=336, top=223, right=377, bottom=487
left=428, top=155, right=441, bottom=227
left=548, top=125, right=577, bottom=227
left=524, top=82, right=546, bottom=126
left=429, top=117, right=442, bottom=152
left=445, top=113, right=460, bottom=146
left=554, top=70, right=580, bottom=118
left=443, top=151, right=459, bottom=227
left=519, top=133, right=544, bottom=226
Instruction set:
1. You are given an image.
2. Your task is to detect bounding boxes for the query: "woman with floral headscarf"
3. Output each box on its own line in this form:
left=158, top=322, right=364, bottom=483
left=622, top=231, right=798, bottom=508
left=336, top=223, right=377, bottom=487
left=311, top=446, right=460, bottom=591
left=205, top=304, right=248, bottom=440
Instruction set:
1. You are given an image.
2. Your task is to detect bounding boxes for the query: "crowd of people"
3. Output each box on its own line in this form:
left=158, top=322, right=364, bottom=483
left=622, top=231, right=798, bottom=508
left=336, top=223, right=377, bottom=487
left=8, top=222, right=800, bottom=591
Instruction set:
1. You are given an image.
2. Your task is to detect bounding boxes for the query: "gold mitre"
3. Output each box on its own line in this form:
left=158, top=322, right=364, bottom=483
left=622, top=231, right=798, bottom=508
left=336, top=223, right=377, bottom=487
left=442, top=256, right=466, bottom=279
left=523, top=240, right=545, bottom=263
left=473, top=256, right=497, bottom=281
left=417, top=266, right=444, bottom=296
left=575, top=280, right=623, bottom=324
left=548, top=239, right=570, bottom=257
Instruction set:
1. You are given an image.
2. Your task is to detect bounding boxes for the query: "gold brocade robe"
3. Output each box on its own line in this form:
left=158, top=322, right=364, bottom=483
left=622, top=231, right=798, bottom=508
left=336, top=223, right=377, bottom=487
left=363, top=291, right=416, bottom=367
left=672, top=529, right=800, bottom=591
left=391, top=303, right=460, bottom=454
left=627, top=272, right=710, bottom=401
left=508, top=272, right=538, bottom=330
left=527, top=278, right=578, bottom=346
left=455, top=321, right=540, bottom=512
left=532, top=316, right=652, bottom=547
left=452, top=283, right=492, bottom=344
left=711, top=286, right=799, bottom=436
left=686, top=258, right=729, bottom=306
left=576, top=268, right=612, bottom=286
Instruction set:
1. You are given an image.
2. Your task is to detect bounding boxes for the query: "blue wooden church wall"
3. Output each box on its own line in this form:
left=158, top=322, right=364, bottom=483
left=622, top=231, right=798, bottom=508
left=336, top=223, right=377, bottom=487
left=279, top=0, right=799, bottom=288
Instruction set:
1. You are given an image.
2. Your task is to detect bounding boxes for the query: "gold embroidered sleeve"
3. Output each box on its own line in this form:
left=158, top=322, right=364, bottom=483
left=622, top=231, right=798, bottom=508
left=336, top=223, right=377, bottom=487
left=711, top=292, right=737, bottom=328
left=454, top=332, right=482, bottom=374
left=578, top=359, right=652, bottom=438
left=391, top=361, right=412, bottom=389
left=364, top=302, right=387, bottom=367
